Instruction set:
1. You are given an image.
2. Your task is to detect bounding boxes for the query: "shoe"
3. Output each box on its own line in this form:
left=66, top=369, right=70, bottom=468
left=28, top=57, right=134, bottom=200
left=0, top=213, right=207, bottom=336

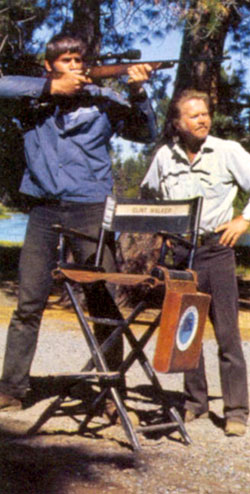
left=0, top=392, right=22, bottom=412
left=224, top=420, right=246, bottom=437
left=184, top=409, right=209, bottom=423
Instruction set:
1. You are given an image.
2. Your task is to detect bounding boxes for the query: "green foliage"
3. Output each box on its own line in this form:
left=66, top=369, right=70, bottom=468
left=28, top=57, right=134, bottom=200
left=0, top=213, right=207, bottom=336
left=212, top=67, right=250, bottom=143
left=0, top=203, right=10, bottom=219
left=0, top=1, right=50, bottom=72
left=1, top=0, right=250, bottom=209
left=209, top=68, right=250, bottom=217
left=113, top=153, right=151, bottom=198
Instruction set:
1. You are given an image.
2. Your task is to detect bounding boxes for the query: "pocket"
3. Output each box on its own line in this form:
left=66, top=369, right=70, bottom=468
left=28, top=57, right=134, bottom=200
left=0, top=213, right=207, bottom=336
left=200, top=174, right=227, bottom=200
left=162, top=173, right=199, bottom=199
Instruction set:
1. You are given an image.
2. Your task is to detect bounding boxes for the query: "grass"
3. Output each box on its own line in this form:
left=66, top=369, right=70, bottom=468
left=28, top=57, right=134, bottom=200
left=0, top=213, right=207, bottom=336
left=237, top=265, right=250, bottom=278
left=0, top=240, right=23, bottom=248
left=0, top=202, right=25, bottom=219
left=0, top=206, right=11, bottom=220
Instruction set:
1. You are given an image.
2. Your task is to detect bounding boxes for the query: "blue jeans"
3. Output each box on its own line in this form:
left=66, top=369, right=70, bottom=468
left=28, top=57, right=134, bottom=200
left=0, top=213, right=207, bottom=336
left=0, top=202, right=123, bottom=398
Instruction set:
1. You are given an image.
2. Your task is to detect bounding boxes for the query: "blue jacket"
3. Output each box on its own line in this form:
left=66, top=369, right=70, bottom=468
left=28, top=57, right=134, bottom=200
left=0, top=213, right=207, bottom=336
left=0, top=76, right=157, bottom=202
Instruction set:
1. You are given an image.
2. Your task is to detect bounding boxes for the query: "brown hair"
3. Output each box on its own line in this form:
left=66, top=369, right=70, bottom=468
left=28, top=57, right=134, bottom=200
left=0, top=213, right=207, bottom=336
left=164, top=89, right=211, bottom=139
left=45, top=33, right=87, bottom=64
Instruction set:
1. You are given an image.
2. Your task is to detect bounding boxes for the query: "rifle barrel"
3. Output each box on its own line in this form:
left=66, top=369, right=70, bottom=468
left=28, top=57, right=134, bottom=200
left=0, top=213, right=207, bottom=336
left=85, top=57, right=230, bottom=80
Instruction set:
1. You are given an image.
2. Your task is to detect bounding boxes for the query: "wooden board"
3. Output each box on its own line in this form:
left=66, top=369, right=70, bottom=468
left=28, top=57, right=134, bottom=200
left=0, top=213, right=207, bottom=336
left=153, top=289, right=211, bottom=373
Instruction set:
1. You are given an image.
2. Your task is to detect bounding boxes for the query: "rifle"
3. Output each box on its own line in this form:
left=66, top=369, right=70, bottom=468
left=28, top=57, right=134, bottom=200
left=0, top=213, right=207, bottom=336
left=84, top=54, right=230, bottom=80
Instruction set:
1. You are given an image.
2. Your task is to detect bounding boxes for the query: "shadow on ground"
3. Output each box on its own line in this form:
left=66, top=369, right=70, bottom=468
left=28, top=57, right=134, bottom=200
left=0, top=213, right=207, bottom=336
left=0, top=428, right=140, bottom=494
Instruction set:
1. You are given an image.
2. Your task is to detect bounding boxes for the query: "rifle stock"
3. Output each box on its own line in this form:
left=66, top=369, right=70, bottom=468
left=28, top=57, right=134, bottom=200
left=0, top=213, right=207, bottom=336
left=85, top=57, right=230, bottom=80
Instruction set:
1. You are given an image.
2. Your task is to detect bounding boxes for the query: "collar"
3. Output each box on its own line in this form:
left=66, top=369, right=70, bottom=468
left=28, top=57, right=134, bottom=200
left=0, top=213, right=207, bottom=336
left=171, top=135, right=214, bottom=164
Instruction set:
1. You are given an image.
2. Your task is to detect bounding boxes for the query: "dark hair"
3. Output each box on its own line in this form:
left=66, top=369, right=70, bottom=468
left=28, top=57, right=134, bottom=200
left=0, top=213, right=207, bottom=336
left=45, top=33, right=87, bottom=64
left=164, top=89, right=211, bottom=140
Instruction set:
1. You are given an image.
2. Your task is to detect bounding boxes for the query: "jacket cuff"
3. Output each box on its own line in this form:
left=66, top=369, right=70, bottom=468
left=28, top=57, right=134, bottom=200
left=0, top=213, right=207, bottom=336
left=41, top=78, right=52, bottom=97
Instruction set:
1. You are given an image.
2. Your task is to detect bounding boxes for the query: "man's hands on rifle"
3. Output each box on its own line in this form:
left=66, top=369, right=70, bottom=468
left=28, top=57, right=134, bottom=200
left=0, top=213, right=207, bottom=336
left=127, top=63, right=153, bottom=94
left=50, top=70, right=93, bottom=96
left=48, top=62, right=153, bottom=97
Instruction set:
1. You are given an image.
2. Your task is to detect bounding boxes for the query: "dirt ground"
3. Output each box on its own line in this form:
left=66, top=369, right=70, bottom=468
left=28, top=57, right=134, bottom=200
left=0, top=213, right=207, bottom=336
left=0, top=283, right=250, bottom=494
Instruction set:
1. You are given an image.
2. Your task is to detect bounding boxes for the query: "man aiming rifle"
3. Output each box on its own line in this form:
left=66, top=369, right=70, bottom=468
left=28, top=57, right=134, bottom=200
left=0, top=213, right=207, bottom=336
left=0, top=32, right=156, bottom=412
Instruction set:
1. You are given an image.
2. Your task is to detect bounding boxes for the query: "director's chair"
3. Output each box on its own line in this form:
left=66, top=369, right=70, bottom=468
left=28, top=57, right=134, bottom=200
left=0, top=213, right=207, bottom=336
left=28, top=195, right=211, bottom=451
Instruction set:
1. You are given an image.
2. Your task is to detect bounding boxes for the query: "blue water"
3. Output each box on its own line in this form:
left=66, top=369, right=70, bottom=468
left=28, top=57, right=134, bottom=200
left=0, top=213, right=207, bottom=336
left=0, top=213, right=28, bottom=243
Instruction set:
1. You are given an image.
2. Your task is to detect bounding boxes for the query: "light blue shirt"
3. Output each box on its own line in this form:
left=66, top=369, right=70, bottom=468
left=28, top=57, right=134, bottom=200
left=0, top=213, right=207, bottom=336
left=141, top=135, right=250, bottom=233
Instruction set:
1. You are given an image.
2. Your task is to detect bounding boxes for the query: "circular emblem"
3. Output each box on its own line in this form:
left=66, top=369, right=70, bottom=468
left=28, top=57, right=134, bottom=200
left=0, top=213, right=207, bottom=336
left=176, top=306, right=199, bottom=351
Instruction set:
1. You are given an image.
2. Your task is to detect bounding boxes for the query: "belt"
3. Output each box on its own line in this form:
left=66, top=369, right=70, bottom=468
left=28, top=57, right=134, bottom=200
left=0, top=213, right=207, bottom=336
left=28, top=197, right=85, bottom=208
left=196, top=232, right=221, bottom=248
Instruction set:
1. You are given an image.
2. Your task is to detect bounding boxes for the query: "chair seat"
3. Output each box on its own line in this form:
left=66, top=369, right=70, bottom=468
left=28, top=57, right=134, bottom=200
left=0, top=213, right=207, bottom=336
left=60, top=268, right=163, bottom=287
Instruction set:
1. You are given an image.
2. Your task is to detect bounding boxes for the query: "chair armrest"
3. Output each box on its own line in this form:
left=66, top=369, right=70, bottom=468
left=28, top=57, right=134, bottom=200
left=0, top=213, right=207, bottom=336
left=57, top=262, right=105, bottom=272
left=158, top=231, right=193, bottom=249
left=52, top=224, right=98, bottom=243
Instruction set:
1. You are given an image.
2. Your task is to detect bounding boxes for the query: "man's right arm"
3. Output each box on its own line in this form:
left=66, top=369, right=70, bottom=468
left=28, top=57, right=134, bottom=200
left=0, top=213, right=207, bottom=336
left=49, top=71, right=92, bottom=96
left=0, top=72, right=92, bottom=99
left=0, top=76, right=47, bottom=99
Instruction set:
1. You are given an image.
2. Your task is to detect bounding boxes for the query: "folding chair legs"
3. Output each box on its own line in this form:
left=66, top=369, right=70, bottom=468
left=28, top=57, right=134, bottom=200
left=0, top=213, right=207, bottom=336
left=28, top=279, right=190, bottom=449
left=117, top=317, right=192, bottom=444
left=78, top=385, right=141, bottom=451
left=168, top=407, right=192, bottom=445
left=65, top=281, right=141, bottom=451
left=75, top=295, right=191, bottom=446
left=26, top=281, right=141, bottom=451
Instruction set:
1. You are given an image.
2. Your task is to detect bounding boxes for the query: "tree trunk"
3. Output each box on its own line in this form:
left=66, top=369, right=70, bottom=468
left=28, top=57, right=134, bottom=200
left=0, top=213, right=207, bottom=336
left=173, top=1, right=236, bottom=104
left=72, top=0, right=101, bottom=55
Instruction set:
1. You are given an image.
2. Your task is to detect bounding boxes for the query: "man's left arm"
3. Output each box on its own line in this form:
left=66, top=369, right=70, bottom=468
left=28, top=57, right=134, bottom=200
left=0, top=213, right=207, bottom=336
left=215, top=216, right=250, bottom=247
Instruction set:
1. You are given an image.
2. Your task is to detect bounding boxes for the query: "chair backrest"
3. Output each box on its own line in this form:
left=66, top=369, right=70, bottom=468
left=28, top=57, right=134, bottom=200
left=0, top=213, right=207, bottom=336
left=95, top=195, right=203, bottom=270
